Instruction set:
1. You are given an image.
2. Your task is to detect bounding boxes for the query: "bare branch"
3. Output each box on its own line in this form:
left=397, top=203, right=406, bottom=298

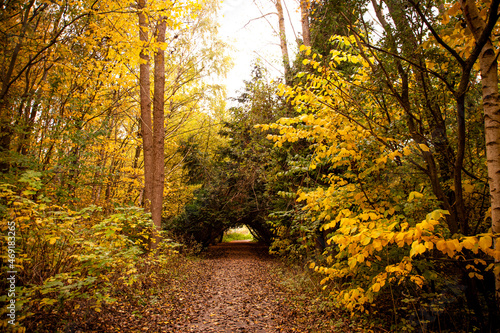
left=242, top=12, right=277, bottom=30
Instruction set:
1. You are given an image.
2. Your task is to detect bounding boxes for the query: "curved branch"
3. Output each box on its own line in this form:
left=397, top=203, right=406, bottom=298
left=407, top=0, right=466, bottom=67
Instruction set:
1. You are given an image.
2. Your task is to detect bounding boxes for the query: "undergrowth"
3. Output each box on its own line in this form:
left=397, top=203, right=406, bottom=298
left=272, top=259, right=385, bottom=333
left=0, top=171, right=181, bottom=332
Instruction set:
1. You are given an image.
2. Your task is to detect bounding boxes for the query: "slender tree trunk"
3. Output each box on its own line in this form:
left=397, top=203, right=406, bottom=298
left=138, top=0, right=154, bottom=211
left=460, top=0, right=500, bottom=307
left=299, top=0, right=311, bottom=47
left=274, top=0, right=290, bottom=83
left=92, top=149, right=107, bottom=205
left=152, top=17, right=166, bottom=232
left=138, top=0, right=166, bottom=242
left=127, top=137, right=142, bottom=198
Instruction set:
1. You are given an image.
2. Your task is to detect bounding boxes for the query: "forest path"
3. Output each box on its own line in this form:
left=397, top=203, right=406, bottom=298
left=93, top=241, right=341, bottom=332
left=169, top=241, right=297, bottom=332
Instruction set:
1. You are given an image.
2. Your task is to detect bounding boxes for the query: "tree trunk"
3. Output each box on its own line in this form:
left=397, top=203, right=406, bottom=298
left=274, top=0, right=290, bottom=83
left=138, top=0, right=154, bottom=211
left=138, top=0, right=166, bottom=245
left=299, top=0, right=311, bottom=47
left=152, top=16, right=166, bottom=233
left=460, top=0, right=500, bottom=307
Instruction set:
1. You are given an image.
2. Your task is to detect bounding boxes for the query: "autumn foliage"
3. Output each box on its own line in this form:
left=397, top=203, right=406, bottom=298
left=2, top=0, right=500, bottom=332
left=255, top=0, right=500, bottom=331
left=0, top=0, right=227, bottom=331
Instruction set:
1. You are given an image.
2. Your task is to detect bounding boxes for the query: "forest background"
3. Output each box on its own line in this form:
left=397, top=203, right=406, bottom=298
left=1, top=0, right=500, bottom=332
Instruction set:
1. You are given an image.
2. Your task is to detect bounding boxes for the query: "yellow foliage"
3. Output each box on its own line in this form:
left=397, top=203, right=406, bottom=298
left=0, top=175, right=180, bottom=328
left=260, top=11, right=500, bottom=316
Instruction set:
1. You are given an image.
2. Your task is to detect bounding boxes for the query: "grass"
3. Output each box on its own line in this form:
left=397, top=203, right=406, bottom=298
left=222, top=226, right=254, bottom=242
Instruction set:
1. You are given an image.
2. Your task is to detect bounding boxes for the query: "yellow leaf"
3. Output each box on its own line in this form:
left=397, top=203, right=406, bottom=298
left=462, top=237, right=478, bottom=251
left=446, top=239, right=460, bottom=252
left=395, top=233, right=406, bottom=247
left=478, top=235, right=492, bottom=251
left=469, top=272, right=484, bottom=280
left=372, top=239, right=383, bottom=251
left=410, top=275, right=424, bottom=288
left=419, top=143, right=430, bottom=152
left=361, top=236, right=371, bottom=246
left=356, top=253, right=365, bottom=263
left=348, top=257, right=357, bottom=269
left=474, top=258, right=486, bottom=265
left=436, top=239, right=446, bottom=252
left=408, top=191, right=423, bottom=202
left=49, top=237, right=59, bottom=245
left=372, top=282, right=381, bottom=292
left=410, top=242, right=426, bottom=257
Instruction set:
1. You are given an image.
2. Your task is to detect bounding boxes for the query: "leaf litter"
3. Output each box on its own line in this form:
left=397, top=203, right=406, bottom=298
left=61, top=241, right=371, bottom=332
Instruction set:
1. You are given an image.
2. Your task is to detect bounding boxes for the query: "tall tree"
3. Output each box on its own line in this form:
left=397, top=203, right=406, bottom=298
left=137, top=0, right=170, bottom=234
left=299, top=0, right=311, bottom=46
left=459, top=0, right=500, bottom=305
left=274, top=0, right=291, bottom=83
left=151, top=13, right=167, bottom=233
left=137, top=0, right=154, bottom=217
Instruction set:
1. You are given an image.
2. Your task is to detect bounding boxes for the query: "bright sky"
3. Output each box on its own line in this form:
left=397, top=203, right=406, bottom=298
left=218, top=0, right=301, bottom=100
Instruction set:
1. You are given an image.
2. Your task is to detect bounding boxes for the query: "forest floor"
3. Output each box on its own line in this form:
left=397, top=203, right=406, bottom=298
left=166, top=241, right=296, bottom=332
left=77, top=241, right=373, bottom=332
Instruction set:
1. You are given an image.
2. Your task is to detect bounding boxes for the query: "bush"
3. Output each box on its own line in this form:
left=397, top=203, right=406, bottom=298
left=0, top=171, right=179, bottom=332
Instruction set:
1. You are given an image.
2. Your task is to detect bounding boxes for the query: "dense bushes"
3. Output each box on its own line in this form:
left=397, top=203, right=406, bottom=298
left=0, top=172, right=179, bottom=331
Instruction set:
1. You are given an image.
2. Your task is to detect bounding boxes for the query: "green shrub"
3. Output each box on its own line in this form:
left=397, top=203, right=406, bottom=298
left=0, top=171, right=179, bottom=332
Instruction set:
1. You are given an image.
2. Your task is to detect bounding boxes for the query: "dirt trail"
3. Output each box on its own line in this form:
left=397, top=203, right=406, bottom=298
left=59, top=240, right=358, bottom=332
left=92, top=241, right=310, bottom=332
left=170, top=241, right=295, bottom=332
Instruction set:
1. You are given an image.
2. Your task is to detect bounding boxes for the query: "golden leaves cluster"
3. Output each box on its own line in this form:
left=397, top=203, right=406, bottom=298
left=260, top=33, right=500, bottom=314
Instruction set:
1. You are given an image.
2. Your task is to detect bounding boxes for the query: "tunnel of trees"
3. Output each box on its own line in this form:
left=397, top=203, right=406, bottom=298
left=166, top=66, right=284, bottom=246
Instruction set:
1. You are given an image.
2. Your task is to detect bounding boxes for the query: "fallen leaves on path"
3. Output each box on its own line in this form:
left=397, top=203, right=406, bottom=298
left=170, top=241, right=294, bottom=332
left=57, top=241, right=373, bottom=332
left=82, top=241, right=303, bottom=332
